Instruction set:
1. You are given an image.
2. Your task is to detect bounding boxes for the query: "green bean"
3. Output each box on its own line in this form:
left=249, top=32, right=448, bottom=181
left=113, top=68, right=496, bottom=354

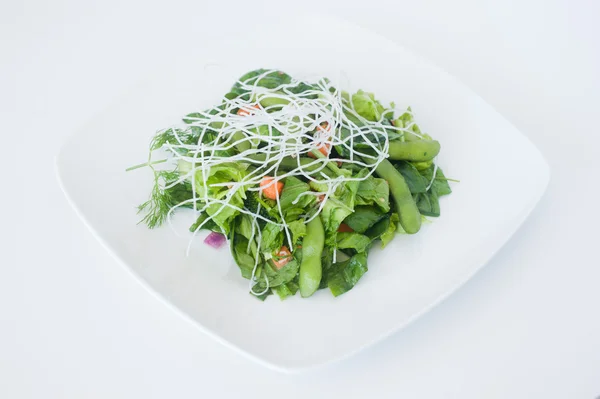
left=369, top=157, right=421, bottom=234
left=258, top=95, right=290, bottom=110
left=299, top=216, right=324, bottom=297
left=388, top=140, right=440, bottom=162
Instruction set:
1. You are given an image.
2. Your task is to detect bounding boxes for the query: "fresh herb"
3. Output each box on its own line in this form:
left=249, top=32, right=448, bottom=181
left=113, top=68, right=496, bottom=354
left=137, top=170, right=194, bottom=229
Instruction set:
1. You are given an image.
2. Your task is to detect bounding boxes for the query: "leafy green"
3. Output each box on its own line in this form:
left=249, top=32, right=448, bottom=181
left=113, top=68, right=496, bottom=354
left=319, top=247, right=335, bottom=289
left=253, top=258, right=299, bottom=292
left=189, top=213, right=219, bottom=233
left=260, top=223, right=283, bottom=252
left=232, top=238, right=257, bottom=279
left=414, top=191, right=440, bottom=217
left=326, top=253, right=369, bottom=297
left=272, top=281, right=299, bottom=300
left=279, top=176, right=315, bottom=211
left=355, top=174, right=390, bottom=212
left=412, top=166, right=452, bottom=217
left=194, top=162, right=250, bottom=234
left=336, top=232, right=371, bottom=254
left=394, top=161, right=429, bottom=194
left=231, top=213, right=299, bottom=288
left=283, top=207, right=305, bottom=223
left=320, top=198, right=353, bottom=243
left=351, top=90, right=386, bottom=122
left=379, top=213, right=399, bottom=248
left=266, top=259, right=299, bottom=287
left=420, top=166, right=452, bottom=197
left=320, top=179, right=361, bottom=247
left=288, top=220, right=307, bottom=245
left=343, top=206, right=386, bottom=233
left=293, top=246, right=303, bottom=265
left=364, top=215, right=391, bottom=241
left=288, top=81, right=320, bottom=96
left=236, top=214, right=255, bottom=238
left=194, top=163, right=248, bottom=199
left=205, top=202, right=240, bottom=235
left=230, top=218, right=259, bottom=280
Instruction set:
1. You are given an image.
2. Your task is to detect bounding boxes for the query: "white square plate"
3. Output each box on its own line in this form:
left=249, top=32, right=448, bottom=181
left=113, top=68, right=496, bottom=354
left=56, top=17, right=550, bottom=372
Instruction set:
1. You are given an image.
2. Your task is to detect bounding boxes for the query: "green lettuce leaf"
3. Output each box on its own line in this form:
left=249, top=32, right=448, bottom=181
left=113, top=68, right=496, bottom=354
left=351, top=90, right=386, bottom=121
left=343, top=206, right=386, bottom=233
left=189, top=213, right=220, bottom=233
left=287, top=220, right=307, bottom=246
left=234, top=213, right=254, bottom=240
left=318, top=247, right=335, bottom=289
left=420, top=165, right=452, bottom=197
left=414, top=191, right=440, bottom=217
left=260, top=223, right=283, bottom=252
left=229, top=216, right=260, bottom=280
left=336, top=232, right=371, bottom=254
left=253, top=258, right=300, bottom=292
left=326, top=253, right=369, bottom=297
left=193, top=162, right=250, bottom=234
left=355, top=174, right=390, bottom=212
left=205, top=199, right=241, bottom=234
left=379, top=213, right=399, bottom=248
left=283, top=207, right=305, bottom=223
left=394, top=161, right=429, bottom=194
left=412, top=165, right=452, bottom=217
left=272, top=280, right=299, bottom=300
left=319, top=179, right=361, bottom=247
left=364, top=215, right=391, bottom=241
left=279, top=176, right=315, bottom=212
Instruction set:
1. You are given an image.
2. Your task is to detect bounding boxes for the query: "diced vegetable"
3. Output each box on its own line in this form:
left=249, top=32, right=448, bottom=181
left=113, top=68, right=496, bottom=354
left=272, top=246, right=292, bottom=269
left=237, top=104, right=260, bottom=116
left=204, top=232, right=227, bottom=249
left=260, top=176, right=284, bottom=200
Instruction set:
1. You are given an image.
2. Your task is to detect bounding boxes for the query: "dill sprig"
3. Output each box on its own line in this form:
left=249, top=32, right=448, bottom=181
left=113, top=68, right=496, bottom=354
left=137, top=170, right=195, bottom=228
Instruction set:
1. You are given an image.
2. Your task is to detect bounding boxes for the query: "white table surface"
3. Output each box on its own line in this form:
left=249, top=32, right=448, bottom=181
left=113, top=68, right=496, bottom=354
left=2, top=0, right=599, bottom=397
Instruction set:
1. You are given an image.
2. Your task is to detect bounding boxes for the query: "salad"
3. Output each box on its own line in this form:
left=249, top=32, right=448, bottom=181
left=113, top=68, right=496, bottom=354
left=130, top=69, right=452, bottom=300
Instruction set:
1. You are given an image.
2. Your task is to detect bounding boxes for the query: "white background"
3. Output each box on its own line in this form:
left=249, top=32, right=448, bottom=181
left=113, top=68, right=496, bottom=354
left=2, top=0, right=599, bottom=397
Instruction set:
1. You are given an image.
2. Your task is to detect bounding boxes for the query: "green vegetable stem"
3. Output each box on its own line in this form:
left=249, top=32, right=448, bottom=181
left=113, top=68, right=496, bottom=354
left=299, top=215, right=325, bottom=297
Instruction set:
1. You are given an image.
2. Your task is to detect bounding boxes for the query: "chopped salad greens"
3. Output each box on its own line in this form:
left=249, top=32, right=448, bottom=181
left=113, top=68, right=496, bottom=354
left=130, top=69, right=453, bottom=300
